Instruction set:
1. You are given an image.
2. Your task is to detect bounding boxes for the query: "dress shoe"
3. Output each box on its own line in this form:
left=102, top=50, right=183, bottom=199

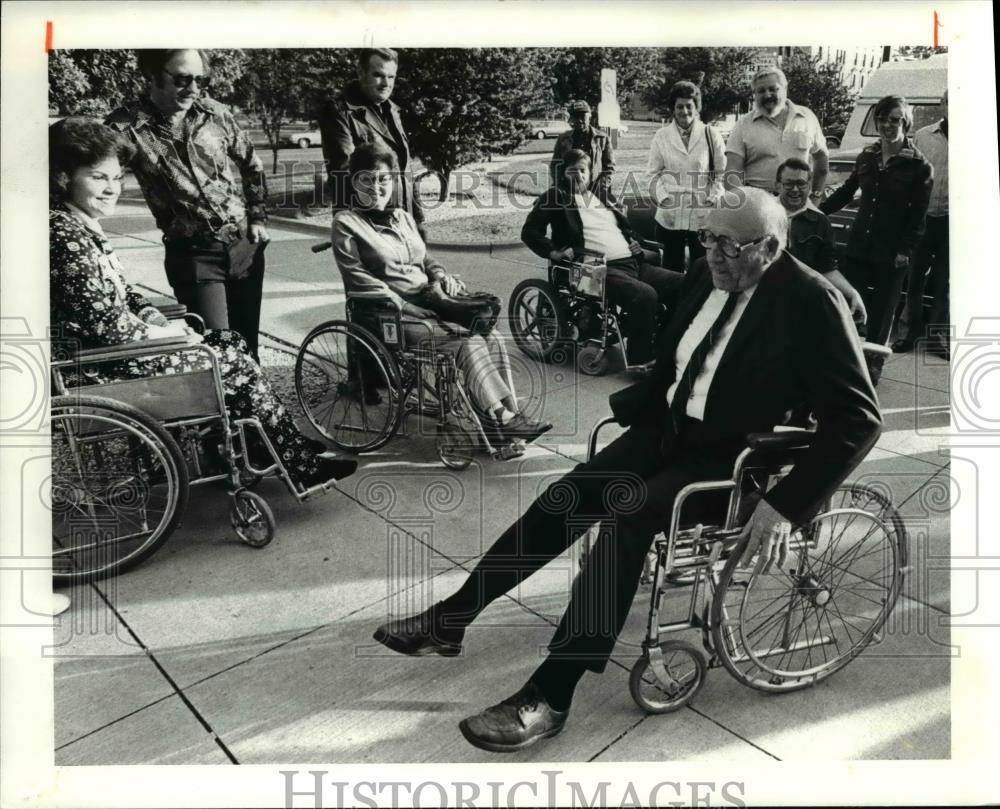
left=373, top=604, right=464, bottom=656
left=500, top=413, right=552, bottom=444
left=459, top=680, right=569, bottom=753
left=294, top=456, right=358, bottom=491
left=891, top=338, right=915, bottom=353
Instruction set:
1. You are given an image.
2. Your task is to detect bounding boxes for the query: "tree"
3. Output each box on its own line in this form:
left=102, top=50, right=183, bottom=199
left=781, top=50, right=855, bottom=134
left=47, top=49, right=142, bottom=116
left=645, top=48, right=761, bottom=123
left=533, top=47, right=663, bottom=115
left=394, top=48, right=554, bottom=201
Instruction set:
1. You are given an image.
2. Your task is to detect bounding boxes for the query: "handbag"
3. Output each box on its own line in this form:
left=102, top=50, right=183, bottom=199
left=407, top=282, right=501, bottom=335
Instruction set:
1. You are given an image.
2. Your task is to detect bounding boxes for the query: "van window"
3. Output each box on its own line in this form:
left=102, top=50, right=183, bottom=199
left=860, top=103, right=945, bottom=136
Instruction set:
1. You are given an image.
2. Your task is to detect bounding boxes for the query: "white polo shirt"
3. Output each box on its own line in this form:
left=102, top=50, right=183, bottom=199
left=726, top=100, right=827, bottom=191
left=666, top=285, right=758, bottom=420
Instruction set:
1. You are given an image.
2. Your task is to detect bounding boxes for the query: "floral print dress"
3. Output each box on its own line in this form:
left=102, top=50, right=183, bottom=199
left=49, top=206, right=324, bottom=483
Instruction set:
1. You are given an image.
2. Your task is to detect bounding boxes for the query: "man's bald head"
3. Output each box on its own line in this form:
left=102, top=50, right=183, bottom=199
left=702, top=187, right=787, bottom=291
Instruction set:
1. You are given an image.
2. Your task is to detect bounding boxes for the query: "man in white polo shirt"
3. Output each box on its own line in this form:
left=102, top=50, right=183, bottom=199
left=726, top=67, right=829, bottom=198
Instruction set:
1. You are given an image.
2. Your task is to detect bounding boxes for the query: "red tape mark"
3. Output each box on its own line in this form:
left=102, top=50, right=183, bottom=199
left=45, top=20, right=53, bottom=52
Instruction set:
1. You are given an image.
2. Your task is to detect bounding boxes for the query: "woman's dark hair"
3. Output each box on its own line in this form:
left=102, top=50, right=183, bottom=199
left=135, top=49, right=211, bottom=78
left=347, top=142, right=398, bottom=206
left=666, top=80, right=702, bottom=113
left=49, top=117, right=135, bottom=204
left=873, top=94, right=913, bottom=133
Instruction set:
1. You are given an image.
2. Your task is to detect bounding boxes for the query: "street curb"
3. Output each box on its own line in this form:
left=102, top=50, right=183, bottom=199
left=267, top=212, right=525, bottom=253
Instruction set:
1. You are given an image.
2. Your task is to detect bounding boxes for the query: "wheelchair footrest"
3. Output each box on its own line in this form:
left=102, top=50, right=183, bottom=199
left=491, top=440, right=526, bottom=461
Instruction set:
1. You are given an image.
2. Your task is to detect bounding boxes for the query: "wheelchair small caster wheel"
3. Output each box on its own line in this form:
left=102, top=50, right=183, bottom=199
left=493, top=440, right=526, bottom=462
left=629, top=640, right=708, bottom=714
left=230, top=488, right=275, bottom=548
left=577, top=344, right=609, bottom=376
left=436, top=423, right=474, bottom=470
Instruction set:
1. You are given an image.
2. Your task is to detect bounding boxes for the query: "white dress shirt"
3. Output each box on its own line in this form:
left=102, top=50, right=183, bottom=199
left=666, top=285, right=758, bottom=420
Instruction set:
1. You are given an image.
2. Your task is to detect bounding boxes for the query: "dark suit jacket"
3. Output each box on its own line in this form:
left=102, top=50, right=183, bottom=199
left=521, top=186, right=633, bottom=260
left=318, top=81, right=422, bottom=222
left=788, top=207, right=836, bottom=275
left=609, top=251, right=882, bottom=525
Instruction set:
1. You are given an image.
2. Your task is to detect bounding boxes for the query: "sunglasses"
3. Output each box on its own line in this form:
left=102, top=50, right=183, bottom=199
left=162, top=69, right=211, bottom=90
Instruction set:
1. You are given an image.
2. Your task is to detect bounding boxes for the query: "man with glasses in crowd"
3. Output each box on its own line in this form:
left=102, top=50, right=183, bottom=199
left=725, top=68, right=828, bottom=198
left=776, top=157, right=866, bottom=325
left=373, top=187, right=880, bottom=754
left=107, top=49, right=269, bottom=360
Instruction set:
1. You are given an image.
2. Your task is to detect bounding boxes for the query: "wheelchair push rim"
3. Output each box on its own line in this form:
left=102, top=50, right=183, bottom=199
left=50, top=394, right=189, bottom=583
left=508, top=279, right=571, bottom=363
left=295, top=320, right=403, bottom=453
left=709, top=483, right=907, bottom=692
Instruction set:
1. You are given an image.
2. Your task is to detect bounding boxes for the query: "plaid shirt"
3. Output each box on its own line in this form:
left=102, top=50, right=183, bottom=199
left=107, top=96, right=267, bottom=243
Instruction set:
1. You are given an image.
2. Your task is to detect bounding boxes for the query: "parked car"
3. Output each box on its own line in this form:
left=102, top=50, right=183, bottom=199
left=524, top=117, right=568, bottom=139
left=283, top=126, right=322, bottom=149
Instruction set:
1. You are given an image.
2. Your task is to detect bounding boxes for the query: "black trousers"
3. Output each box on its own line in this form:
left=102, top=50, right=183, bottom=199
left=842, top=255, right=909, bottom=346
left=442, top=419, right=739, bottom=672
left=655, top=224, right=706, bottom=273
left=606, top=258, right=684, bottom=364
left=165, top=235, right=267, bottom=361
left=902, top=215, right=949, bottom=343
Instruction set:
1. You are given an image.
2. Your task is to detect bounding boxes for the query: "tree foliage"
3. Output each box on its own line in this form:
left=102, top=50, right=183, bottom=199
left=781, top=50, right=855, bottom=133
left=532, top=47, right=662, bottom=116
left=645, top=47, right=760, bottom=123
left=394, top=48, right=554, bottom=201
left=48, top=49, right=142, bottom=116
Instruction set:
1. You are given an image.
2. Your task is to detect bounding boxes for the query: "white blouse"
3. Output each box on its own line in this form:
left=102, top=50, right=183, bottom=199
left=646, top=119, right=727, bottom=233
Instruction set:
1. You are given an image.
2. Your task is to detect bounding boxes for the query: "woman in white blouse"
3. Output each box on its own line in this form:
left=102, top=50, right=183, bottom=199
left=646, top=81, right=727, bottom=272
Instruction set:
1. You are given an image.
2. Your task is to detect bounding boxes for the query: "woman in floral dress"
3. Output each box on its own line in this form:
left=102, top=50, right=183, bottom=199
left=49, top=117, right=355, bottom=491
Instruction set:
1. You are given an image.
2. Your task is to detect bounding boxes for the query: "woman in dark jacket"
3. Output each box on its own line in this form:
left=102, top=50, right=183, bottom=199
left=821, top=95, right=933, bottom=354
left=521, top=149, right=683, bottom=365
left=49, top=117, right=356, bottom=491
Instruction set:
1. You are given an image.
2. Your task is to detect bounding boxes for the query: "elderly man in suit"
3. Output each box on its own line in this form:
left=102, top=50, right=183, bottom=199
left=374, top=187, right=881, bottom=753
left=319, top=48, right=424, bottom=233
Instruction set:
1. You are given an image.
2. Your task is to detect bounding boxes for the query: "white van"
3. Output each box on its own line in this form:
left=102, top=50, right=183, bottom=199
left=833, top=53, right=947, bottom=158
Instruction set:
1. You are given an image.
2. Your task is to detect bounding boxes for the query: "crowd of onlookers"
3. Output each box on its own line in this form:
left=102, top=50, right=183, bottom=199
left=47, top=47, right=936, bottom=749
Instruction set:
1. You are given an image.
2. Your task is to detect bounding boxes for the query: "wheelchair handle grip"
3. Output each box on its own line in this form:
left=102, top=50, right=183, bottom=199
left=312, top=241, right=332, bottom=253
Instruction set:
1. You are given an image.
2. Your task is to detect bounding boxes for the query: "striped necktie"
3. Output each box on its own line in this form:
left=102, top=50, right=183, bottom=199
left=662, top=291, right=742, bottom=453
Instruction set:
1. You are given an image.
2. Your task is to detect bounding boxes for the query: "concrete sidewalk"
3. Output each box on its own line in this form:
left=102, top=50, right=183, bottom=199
left=53, top=204, right=951, bottom=764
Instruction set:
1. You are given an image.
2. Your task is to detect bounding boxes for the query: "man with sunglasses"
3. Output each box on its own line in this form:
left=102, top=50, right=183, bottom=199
left=107, top=49, right=269, bottom=360
left=373, top=187, right=880, bottom=754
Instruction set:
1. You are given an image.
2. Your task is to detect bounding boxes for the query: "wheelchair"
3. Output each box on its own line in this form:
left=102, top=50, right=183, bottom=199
left=580, top=343, right=907, bottom=713
left=508, top=247, right=668, bottom=377
left=50, top=301, right=340, bottom=584
left=295, top=244, right=528, bottom=469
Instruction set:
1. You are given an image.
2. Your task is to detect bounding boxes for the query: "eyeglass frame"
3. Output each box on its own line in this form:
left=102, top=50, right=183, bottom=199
left=161, top=68, right=211, bottom=90
left=696, top=229, right=770, bottom=259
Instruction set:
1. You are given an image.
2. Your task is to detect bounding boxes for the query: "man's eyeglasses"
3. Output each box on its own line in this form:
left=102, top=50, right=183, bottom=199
left=697, top=229, right=768, bottom=259
left=876, top=115, right=905, bottom=126
left=779, top=180, right=810, bottom=191
left=162, top=69, right=211, bottom=90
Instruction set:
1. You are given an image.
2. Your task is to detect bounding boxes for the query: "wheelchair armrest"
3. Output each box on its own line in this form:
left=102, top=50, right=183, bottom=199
left=862, top=341, right=892, bottom=359
left=347, top=291, right=403, bottom=312
left=60, top=335, right=204, bottom=365
left=745, top=429, right=815, bottom=452
left=146, top=296, right=188, bottom=320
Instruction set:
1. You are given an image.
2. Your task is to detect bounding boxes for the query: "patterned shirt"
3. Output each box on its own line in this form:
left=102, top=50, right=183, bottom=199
left=106, top=96, right=267, bottom=243
left=49, top=205, right=167, bottom=349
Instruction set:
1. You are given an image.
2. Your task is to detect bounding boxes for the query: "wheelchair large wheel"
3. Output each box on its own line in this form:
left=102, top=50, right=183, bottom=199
left=508, top=279, right=571, bottom=362
left=710, top=483, right=907, bottom=693
left=51, top=394, right=189, bottom=583
left=295, top=320, right=403, bottom=453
